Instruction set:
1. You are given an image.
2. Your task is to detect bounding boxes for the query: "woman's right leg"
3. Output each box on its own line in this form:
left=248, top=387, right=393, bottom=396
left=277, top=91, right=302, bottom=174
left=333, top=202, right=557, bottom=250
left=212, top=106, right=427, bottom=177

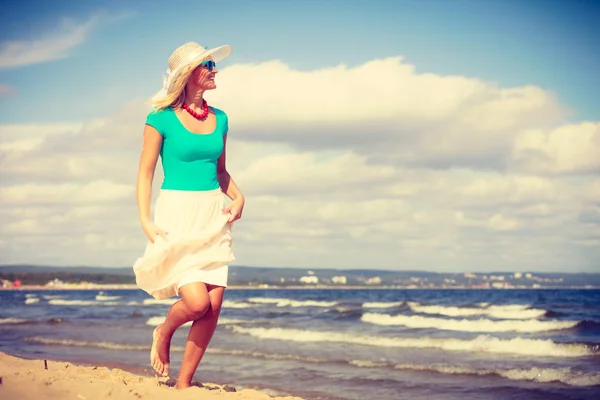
left=151, top=283, right=211, bottom=376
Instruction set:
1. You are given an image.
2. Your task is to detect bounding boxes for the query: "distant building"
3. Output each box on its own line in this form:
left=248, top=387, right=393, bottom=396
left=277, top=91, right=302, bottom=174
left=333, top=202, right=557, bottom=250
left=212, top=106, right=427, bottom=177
left=514, top=272, right=522, bottom=279
left=365, top=276, right=382, bottom=285
left=525, top=273, right=533, bottom=279
left=332, top=276, right=347, bottom=284
left=300, top=276, right=319, bottom=284
left=464, top=273, right=477, bottom=279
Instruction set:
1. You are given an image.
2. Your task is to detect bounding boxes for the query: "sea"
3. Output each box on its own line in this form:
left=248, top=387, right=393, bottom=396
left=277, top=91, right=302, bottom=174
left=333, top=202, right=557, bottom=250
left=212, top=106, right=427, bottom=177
left=1, top=288, right=599, bottom=400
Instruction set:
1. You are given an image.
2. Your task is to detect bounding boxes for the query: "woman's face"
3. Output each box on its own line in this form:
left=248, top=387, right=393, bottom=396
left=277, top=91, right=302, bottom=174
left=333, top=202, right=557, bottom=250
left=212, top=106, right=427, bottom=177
left=188, top=58, right=218, bottom=91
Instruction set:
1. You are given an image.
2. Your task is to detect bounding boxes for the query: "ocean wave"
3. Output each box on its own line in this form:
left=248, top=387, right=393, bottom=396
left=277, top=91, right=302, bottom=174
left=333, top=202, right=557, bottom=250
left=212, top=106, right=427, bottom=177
left=247, top=297, right=289, bottom=304
left=408, top=303, right=546, bottom=320
left=0, top=317, right=31, bottom=324
left=23, top=336, right=186, bottom=352
left=48, top=299, right=124, bottom=306
left=96, top=295, right=123, bottom=301
left=229, top=326, right=596, bottom=357
left=222, top=300, right=256, bottom=309
left=487, top=304, right=531, bottom=311
left=22, top=336, right=326, bottom=364
left=25, top=298, right=40, bottom=304
left=350, top=360, right=600, bottom=386
left=361, top=313, right=578, bottom=333
left=363, top=302, right=404, bottom=308
left=42, top=295, right=65, bottom=300
left=248, top=298, right=338, bottom=307
left=25, top=294, right=38, bottom=298
left=209, top=348, right=329, bottom=363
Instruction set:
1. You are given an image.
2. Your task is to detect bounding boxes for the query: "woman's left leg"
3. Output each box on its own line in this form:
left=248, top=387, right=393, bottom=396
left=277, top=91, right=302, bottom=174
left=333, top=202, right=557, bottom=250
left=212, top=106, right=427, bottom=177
left=176, top=284, right=225, bottom=389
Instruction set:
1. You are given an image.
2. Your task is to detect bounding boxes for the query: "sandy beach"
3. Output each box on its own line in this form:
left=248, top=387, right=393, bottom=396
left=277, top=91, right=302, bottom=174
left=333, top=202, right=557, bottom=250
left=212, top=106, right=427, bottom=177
left=0, top=351, right=303, bottom=400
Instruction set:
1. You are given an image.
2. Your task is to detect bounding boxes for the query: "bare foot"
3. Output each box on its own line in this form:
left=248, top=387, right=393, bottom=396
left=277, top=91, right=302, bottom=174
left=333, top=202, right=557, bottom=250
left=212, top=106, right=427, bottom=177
left=150, top=324, right=171, bottom=376
left=175, top=382, right=191, bottom=390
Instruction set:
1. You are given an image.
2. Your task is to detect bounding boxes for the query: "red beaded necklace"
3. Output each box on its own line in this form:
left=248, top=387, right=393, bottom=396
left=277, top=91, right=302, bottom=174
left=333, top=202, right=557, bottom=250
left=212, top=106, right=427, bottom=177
left=182, top=100, right=209, bottom=120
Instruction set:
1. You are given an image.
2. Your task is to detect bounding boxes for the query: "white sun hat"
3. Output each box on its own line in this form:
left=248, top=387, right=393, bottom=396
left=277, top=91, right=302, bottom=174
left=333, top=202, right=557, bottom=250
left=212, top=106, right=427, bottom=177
left=152, top=41, right=233, bottom=102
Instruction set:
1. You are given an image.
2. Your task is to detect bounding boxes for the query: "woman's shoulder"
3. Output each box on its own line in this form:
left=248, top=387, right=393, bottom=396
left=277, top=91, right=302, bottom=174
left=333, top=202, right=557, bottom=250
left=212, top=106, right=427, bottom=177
left=147, top=106, right=174, bottom=119
left=211, top=106, right=228, bottom=118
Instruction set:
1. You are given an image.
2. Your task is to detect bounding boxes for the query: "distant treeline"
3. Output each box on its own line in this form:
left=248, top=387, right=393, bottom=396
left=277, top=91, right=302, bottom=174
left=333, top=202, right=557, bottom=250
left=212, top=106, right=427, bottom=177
left=0, top=271, right=135, bottom=285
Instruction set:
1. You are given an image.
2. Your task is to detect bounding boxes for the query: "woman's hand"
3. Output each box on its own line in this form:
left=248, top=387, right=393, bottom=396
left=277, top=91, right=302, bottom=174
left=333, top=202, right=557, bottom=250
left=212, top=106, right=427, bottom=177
left=224, top=197, right=245, bottom=223
left=142, top=221, right=168, bottom=243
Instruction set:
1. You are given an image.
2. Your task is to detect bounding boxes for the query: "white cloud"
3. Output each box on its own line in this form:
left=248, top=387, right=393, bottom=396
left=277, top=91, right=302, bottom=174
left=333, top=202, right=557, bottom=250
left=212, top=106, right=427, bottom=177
left=0, top=57, right=598, bottom=272
left=0, top=181, right=133, bottom=206
left=511, top=122, right=600, bottom=174
left=209, top=57, right=567, bottom=170
left=0, top=12, right=133, bottom=69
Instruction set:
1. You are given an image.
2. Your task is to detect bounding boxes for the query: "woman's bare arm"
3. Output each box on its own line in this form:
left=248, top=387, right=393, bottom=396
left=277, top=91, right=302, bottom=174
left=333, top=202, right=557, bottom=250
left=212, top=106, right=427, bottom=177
left=136, top=124, right=165, bottom=239
left=217, top=135, right=245, bottom=221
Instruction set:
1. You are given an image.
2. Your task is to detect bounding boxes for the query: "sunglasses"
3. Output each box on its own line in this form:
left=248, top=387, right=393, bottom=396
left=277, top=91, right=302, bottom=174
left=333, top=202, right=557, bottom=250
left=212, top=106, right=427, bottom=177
left=199, top=60, right=217, bottom=72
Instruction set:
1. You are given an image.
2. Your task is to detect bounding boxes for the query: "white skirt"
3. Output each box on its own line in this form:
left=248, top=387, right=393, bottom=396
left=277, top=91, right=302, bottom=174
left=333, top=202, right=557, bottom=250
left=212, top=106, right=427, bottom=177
left=133, top=189, right=234, bottom=300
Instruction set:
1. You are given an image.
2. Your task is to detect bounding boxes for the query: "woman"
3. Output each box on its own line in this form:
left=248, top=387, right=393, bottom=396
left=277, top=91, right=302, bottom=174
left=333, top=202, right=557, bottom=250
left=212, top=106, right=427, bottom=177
left=133, top=41, right=244, bottom=389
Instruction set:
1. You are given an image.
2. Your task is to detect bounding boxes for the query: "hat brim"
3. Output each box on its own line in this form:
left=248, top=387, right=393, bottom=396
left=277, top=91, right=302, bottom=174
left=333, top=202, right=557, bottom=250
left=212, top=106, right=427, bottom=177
left=151, top=44, right=233, bottom=102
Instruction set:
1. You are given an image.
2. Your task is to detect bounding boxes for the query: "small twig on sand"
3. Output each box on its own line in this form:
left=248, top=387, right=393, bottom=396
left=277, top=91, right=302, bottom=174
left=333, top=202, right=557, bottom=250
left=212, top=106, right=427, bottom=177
left=44, top=360, right=48, bottom=370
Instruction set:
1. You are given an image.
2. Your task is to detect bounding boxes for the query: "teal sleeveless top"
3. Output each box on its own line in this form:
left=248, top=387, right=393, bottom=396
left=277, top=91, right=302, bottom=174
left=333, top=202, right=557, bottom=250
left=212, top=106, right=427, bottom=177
left=145, top=106, right=228, bottom=191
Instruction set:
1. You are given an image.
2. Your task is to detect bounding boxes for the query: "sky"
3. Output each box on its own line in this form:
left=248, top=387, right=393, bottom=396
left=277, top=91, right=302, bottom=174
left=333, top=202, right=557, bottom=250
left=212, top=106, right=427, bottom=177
left=0, top=0, right=599, bottom=273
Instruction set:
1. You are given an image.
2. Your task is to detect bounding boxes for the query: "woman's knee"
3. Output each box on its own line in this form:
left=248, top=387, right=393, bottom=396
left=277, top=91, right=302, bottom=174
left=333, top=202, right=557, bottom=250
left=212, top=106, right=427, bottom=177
left=185, top=299, right=210, bottom=319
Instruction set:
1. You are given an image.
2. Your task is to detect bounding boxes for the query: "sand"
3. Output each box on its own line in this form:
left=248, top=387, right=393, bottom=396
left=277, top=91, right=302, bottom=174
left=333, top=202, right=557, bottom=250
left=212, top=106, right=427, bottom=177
left=0, top=352, right=303, bottom=400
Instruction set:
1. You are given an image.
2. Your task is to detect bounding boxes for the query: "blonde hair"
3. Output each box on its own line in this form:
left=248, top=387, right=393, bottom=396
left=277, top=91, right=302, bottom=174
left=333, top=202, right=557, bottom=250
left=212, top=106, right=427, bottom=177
left=150, top=54, right=212, bottom=111
left=151, top=64, right=195, bottom=111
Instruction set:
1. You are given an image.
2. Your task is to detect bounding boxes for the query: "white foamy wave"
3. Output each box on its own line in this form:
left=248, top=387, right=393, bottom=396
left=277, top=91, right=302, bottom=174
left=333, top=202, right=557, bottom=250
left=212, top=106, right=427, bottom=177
left=219, top=318, right=244, bottom=324
left=497, top=367, right=600, bottom=386
left=96, top=295, right=122, bottom=301
left=248, top=297, right=289, bottom=304
left=0, top=318, right=30, bottom=324
left=487, top=304, right=531, bottom=311
left=349, top=360, right=388, bottom=368
left=350, top=361, right=600, bottom=386
left=361, top=313, right=578, bottom=333
left=48, top=299, right=122, bottom=306
left=25, top=298, right=40, bottom=304
left=222, top=300, right=255, bottom=309
left=25, top=294, right=38, bottom=298
left=229, top=326, right=595, bottom=357
left=248, top=298, right=338, bottom=307
left=408, top=304, right=547, bottom=320
left=42, top=295, right=65, bottom=300
left=363, top=302, right=404, bottom=308
left=278, top=300, right=338, bottom=307
left=142, top=299, right=177, bottom=306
